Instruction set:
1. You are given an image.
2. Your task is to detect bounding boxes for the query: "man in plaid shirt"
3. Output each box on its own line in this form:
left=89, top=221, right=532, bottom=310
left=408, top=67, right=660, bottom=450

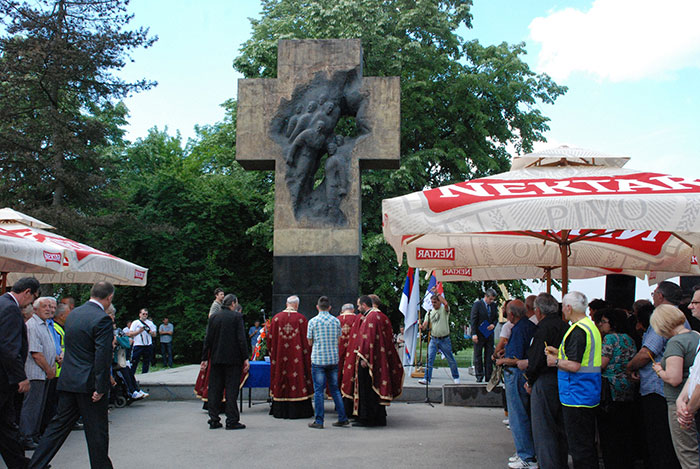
left=306, top=296, right=350, bottom=429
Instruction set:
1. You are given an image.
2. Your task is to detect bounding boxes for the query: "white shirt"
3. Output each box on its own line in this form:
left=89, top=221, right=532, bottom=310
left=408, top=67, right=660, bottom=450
left=499, top=321, right=514, bottom=339
left=130, top=319, right=156, bottom=346
left=25, top=314, right=57, bottom=380
left=687, top=343, right=700, bottom=400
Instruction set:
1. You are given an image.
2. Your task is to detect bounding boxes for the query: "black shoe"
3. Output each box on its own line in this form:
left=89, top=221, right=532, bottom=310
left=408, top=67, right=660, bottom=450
left=351, top=421, right=368, bottom=427
left=209, top=421, right=223, bottom=429
left=308, top=421, right=323, bottom=429
left=22, top=439, right=38, bottom=450
left=72, top=422, right=84, bottom=431
left=226, top=422, right=246, bottom=430
left=476, top=377, right=483, bottom=383
left=332, top=420, right=350, bottom=427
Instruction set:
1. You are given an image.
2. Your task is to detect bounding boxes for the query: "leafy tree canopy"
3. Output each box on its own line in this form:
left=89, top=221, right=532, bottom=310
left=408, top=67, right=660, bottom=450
left=0, top=0, right=156, bottom=231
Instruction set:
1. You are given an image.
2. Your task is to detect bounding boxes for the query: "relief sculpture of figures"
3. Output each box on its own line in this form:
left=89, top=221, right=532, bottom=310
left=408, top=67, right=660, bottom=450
left=269, top=68, right=370, bottom=226
left=288, top=101, right=318, bottom=142
left=285, top=104, right=303, bottom=138
left=285, top=121, right=327, bottom=210
left=325, top=136, right=350, bottom=223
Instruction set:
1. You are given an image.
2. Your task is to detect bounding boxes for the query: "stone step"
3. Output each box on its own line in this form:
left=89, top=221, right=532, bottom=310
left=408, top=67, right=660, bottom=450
left=132, top=365, right=503, bottom=407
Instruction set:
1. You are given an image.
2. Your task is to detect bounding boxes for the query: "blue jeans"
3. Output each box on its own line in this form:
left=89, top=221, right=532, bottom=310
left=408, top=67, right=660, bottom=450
left=161, top=342, right=173, bottom=367
left=311, top=364, right=348, bottom=425
left=425, top=336, right=459, bottom=382
left=504, top=367, right=535, bottom=462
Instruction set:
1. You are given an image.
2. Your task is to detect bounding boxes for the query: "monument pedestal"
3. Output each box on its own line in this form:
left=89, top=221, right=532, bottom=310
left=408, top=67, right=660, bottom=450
left=272, top=255, right=358, bottom=317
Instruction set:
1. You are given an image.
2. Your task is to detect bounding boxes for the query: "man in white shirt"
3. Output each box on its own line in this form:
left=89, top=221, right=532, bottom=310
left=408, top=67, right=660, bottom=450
left=676, top=286, right=700, bottom=429
left=128, top=309, right=157, bottom=374
left=20, top=297, right=57, bottom=449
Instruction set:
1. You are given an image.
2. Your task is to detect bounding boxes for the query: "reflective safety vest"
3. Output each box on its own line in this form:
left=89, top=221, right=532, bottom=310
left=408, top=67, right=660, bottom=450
left=54, top=322, right=65, bottom=378
left=558, top=316, right=602, bottom=408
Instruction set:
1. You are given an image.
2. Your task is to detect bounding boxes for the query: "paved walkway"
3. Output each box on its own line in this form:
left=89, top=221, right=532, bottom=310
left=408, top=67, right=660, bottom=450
left=19, top=400, right=515, bottom=469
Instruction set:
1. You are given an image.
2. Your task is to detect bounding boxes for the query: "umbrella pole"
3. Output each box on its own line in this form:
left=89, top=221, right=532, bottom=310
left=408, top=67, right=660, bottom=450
left=545, top=268, right=552, bottom=294
left=559, top=231, right=570, bottom=296
left=0, top=272, right=6, bottom=294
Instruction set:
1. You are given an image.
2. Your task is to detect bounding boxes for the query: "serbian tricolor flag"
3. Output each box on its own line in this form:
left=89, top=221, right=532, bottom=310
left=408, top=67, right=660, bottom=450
left=399, top=267, right=420, bottom=370
left=422, top=271, right=444, bottom=311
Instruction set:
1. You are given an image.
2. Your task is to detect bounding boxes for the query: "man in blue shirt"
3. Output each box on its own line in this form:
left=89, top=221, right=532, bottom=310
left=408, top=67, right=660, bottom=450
left=306, top=296, right=349, bottom=429
left=496, top=299, right=537, bottom=469
left=626, top=281, right=685, bottom=469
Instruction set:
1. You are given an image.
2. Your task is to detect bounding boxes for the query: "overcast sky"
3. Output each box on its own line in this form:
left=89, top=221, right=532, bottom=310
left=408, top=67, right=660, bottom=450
left=118, top=0, right=700, bottom=302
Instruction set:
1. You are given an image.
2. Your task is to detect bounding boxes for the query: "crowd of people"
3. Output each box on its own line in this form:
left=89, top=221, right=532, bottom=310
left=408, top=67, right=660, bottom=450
left=6, top=276, right=700, bottom=469
left=0, top=277, right=180, bottom=468
left=489, top=280, right=700, bottom=469
left=197, top=289, right=404, bottom=431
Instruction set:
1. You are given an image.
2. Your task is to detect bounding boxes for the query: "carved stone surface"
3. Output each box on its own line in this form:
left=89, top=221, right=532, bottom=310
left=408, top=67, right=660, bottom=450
left=235, top=39, right=400, bottom=311
left=236, top=39, right=399, bottom=257
left=269, top=67, right=368, bottom=225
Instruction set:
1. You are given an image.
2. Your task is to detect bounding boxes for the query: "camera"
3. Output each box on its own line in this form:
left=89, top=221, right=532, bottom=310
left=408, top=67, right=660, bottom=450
left=141, top=322, right=150, bottom=332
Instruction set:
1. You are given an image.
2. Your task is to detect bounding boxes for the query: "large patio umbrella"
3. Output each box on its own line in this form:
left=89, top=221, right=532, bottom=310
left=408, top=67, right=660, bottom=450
left=432, top=265, right=646, bottom=293
left=0, top=208, right=148, bottom=287
left=382, top=147, right=700, bottom=294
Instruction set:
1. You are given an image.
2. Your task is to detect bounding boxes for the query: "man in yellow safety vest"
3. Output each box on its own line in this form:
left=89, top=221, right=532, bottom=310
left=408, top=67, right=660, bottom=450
left=546, top=291, right=601, bottom=469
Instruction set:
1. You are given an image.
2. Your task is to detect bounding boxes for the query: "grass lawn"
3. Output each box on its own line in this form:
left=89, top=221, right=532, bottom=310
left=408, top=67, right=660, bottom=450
left=132, top=360, right=186, bottom=375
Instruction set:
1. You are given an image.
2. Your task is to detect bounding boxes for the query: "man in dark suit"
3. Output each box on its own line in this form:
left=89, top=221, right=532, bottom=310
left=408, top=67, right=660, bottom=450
left=30, top=282, right=115, bottom=469
left=470, top=287, right=498, bottom=382
left=200, top=293, right=249, bottom=430
left=0, top=277, right=40, bottom=469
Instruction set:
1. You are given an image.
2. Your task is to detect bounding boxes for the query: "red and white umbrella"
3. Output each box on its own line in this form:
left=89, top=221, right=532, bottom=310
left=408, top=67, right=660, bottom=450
left=0, top=209, right=148, bottom=287
left=382, top=147, right=700, bottom=293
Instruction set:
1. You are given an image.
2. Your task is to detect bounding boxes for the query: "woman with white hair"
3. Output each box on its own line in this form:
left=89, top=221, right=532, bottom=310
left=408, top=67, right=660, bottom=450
left=651, top=304, right=700, bottom=469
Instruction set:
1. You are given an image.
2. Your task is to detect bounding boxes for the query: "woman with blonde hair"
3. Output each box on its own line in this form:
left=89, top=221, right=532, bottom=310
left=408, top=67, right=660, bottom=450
left=651, top=304, right=700, bottom=469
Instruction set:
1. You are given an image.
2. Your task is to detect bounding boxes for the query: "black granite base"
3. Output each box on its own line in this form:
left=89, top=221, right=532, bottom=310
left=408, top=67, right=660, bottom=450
left=272, top=255, right=359, bottom=318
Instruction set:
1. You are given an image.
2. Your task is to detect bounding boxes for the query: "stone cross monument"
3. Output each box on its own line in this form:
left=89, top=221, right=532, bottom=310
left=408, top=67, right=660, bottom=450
left=236, top=39, right=400, bottom=316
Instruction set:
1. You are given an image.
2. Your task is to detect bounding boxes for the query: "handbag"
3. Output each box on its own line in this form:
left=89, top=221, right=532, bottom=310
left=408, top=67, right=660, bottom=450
left=600, top=376, right=613, bottom=412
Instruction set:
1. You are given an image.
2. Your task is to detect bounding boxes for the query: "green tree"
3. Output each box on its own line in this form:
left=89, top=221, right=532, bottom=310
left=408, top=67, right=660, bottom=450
left=234, top=0, right=566, bottom=339
left=0, top=0, right=156, bottom=232
left=94, top=104, right=273, bottom=361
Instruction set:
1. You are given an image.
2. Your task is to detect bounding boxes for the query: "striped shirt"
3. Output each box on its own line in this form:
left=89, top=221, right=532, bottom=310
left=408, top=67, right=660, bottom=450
left=307, top=310, right=341, bottom=365
left=25, top=314, right=57, bottom=381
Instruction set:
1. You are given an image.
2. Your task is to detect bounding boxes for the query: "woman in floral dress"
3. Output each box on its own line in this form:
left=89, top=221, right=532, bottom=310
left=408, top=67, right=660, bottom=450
left=594, top=307, right=638, bottom=469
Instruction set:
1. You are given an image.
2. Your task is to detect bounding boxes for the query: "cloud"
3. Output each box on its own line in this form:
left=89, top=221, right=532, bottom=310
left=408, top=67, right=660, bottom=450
left=529, top=0, right=700, bottom=82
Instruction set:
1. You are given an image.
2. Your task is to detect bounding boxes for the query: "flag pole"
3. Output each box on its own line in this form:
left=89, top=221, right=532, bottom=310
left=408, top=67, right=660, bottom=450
left=411, top=308, right=425, bottom=378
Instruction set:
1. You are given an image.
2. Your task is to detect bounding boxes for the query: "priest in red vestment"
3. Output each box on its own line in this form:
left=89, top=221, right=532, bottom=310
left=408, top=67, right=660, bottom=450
left=267, top=295, right=314, bottom=419
left=346, top=295, right=404, bottom=427
left=338, top=303, right=360, bottom=417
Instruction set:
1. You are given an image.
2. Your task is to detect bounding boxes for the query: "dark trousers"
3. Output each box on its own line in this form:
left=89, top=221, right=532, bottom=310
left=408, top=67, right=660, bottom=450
left=40, top=378, right=58, bottom=434
left=20, top=380, right=48, bottom=441
left=0, top=389, right=28, bottom=469
left=597, top=400, right=636, bottom=469
left=531, top=374, right=568, bottom=469
left=641, top=393, right=681, bottom=469
left=473, top=336, right=494, bottom=381
left=207, top=363, right=242, bottom=427
left=160, top=342, right=173, bottom=367
left=30, top=391, right=112, bottom=469
left=561, top=405, right=598, bottom=469
left=131, top=344, right=152, bottom=374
